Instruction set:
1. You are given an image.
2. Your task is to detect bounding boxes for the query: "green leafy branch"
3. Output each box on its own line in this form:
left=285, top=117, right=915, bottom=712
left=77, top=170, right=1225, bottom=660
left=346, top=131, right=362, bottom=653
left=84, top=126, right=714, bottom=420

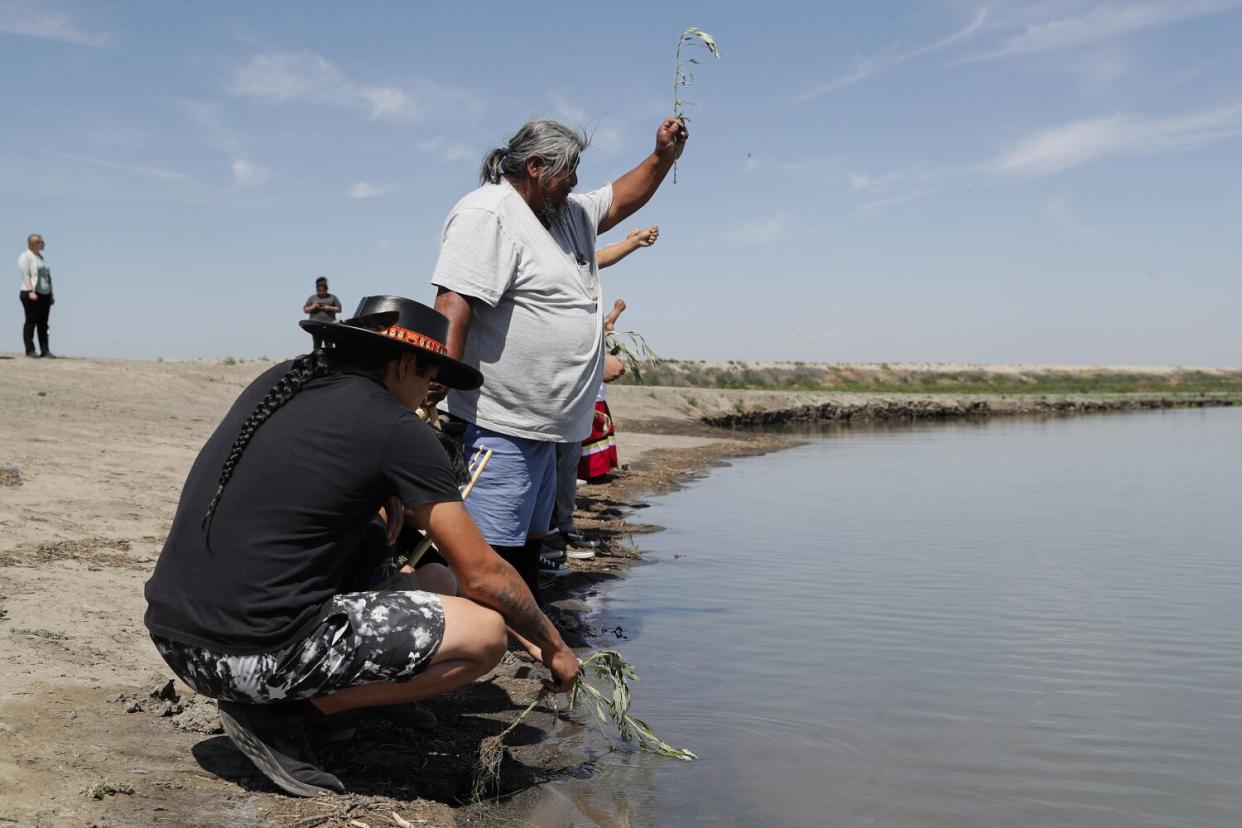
left=672, top=26, right=720, bottom=182
left=472, top=649, right=695, bottom=803
left=570, top=649, right=697, bottom=761
left=606, top=330, right=660, bottom=384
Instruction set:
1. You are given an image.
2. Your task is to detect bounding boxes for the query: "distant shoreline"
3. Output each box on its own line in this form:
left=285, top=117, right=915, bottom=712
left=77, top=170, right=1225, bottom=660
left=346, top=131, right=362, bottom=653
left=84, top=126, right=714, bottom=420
left=614, top=360, right=1242, bottom=397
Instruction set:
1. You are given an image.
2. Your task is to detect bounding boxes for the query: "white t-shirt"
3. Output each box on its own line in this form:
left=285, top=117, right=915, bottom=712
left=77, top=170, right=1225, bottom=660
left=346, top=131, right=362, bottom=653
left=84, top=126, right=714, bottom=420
left=431, top=179, right=613, bottom=442
left=18, top=250, right=49, bottom=294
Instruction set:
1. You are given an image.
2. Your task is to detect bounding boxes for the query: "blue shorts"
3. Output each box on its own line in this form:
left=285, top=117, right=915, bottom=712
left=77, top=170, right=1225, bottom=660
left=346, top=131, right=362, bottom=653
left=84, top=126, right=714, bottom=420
left=463, top=422, right=556, bottom=546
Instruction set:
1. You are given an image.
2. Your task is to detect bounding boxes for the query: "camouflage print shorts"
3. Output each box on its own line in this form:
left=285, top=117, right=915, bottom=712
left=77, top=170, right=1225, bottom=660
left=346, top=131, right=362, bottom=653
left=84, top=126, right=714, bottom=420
left=150, top=589, right=445, bottom=704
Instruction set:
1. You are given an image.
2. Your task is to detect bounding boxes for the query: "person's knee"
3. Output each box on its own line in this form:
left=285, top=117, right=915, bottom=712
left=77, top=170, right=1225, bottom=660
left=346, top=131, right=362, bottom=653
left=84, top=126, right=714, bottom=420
left=416, top=563, right=458, bottom=596
left=440, top=597, right=507, bottom=669
left=474, top=606, right=508, bottom=667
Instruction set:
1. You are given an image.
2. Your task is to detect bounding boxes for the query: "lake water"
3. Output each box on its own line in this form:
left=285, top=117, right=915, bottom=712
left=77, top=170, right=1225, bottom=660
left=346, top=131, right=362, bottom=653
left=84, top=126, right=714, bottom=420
left=541, top=407, right=1242, bottom=827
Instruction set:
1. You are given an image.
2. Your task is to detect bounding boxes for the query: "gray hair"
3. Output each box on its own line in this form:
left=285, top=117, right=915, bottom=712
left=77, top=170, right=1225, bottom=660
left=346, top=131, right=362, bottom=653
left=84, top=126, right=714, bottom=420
left=480, top=119, right=588, bottom=185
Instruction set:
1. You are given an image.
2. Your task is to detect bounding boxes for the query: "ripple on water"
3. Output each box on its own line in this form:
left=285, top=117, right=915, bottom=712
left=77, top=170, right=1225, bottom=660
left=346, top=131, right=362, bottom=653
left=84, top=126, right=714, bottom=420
left=553, top=707, right=902, bottom=828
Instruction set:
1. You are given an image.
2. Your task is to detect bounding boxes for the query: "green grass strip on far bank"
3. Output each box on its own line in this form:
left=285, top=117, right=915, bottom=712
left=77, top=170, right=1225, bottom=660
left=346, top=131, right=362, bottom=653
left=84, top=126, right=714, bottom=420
left=615, top=363, right=1242, bottom=396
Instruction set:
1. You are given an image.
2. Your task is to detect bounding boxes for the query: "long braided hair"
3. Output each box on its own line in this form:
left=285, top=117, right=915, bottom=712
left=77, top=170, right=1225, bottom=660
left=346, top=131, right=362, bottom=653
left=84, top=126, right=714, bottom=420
left=201, top=342, right=434, bottom=544
left=202, top=350, right=335, bottom=539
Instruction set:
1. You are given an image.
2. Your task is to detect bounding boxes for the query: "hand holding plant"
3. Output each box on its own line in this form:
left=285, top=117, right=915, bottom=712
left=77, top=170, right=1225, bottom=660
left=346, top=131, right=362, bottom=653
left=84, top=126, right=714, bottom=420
left=473, top=649, right=696, bottom=803
left=655, top=116, right=689, bottom=164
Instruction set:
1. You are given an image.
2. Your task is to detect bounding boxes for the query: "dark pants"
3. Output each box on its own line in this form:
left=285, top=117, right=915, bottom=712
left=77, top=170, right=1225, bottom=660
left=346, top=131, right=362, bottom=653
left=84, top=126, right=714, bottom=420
left=20, top=291, right=51, bottom=355
left=492, top=539, right=545, bottom=606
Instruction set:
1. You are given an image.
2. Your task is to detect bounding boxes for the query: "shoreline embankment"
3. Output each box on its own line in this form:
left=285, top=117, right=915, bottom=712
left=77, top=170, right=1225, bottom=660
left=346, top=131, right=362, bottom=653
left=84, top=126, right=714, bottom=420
left=700, top=393, right=1238, bottom=428
left=605, top=383, right=1242, bottom=432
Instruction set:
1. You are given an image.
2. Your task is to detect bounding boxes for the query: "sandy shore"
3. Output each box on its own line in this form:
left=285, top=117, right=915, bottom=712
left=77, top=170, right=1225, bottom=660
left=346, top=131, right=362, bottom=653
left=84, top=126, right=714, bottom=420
left=0, top=356, right=781, bottom=827
left=1, top=354, right=1234, bottom=826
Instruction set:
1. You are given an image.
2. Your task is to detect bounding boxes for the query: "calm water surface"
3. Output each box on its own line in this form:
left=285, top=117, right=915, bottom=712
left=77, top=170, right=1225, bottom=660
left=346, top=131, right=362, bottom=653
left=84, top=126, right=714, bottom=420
left=541, top=408, right=1242, bottom=827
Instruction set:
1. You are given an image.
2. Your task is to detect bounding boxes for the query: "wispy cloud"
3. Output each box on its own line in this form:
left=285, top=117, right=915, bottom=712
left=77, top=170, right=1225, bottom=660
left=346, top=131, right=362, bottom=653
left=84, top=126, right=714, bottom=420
left=732, top=213, right=788, bottom=245
left=347, top=180, right=395, bottom=199
left=231, top=158, right=269, bottom=188
left=860, top=190, right=936, bottom=212
left=968, top=0, right=1242, bottom=61
left=0, top=1, right=110, bottom=47
left=846, top=99, right=1242, bottom=210
left=1046, top=196, right=1102, bottom=238
left=849, top=171, right=913, bottom=193
left=179, top=100, right=247, bottom=155
left=52, top=151, right=186, bottom=182
left=847, top=168, right=946, bottom=212
left=230, top=50, right=484, bottom=122
left=989, top=102, right=1242, bottom=176
left=178, top=100, right=273, bottom=190
left=359, top=86, right=412, bottom=120
left=793, top=8, right=988, bottom=102
left=416, top=137, right=474, bottom=163
left=232, top=51, right=347, bottom=102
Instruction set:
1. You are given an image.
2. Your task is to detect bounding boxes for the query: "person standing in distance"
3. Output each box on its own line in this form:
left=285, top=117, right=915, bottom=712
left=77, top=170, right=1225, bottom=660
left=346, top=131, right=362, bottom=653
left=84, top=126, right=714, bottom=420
left=428, top=116, right=687, bottom=599
left=18, top=233, right=54, bottom=358
left=303, top=277, right=341, bottom=352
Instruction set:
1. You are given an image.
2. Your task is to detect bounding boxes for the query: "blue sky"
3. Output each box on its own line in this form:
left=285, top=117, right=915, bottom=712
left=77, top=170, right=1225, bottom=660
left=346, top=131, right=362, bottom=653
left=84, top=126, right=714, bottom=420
left=2, top=0, right=1239, bottom=364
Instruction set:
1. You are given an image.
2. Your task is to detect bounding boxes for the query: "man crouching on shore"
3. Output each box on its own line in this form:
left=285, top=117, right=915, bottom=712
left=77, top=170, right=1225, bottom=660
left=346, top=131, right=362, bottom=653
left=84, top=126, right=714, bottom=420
left=144, top=296, right=578, bottom=797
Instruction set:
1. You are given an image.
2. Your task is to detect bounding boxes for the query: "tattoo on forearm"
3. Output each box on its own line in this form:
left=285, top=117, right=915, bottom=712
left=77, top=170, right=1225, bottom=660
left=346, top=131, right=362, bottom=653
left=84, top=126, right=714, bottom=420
left=493, top=581, right=552, bottom=645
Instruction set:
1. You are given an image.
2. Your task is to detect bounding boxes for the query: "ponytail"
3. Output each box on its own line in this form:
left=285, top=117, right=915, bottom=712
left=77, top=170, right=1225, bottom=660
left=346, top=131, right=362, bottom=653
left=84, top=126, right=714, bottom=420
left=480, top=148, right=509, bottom=185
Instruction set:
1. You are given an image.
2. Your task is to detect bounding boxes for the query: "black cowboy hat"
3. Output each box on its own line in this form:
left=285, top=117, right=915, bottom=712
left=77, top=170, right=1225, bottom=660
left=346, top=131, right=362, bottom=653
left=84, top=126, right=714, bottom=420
left=300, top=295, right=483, bottom=390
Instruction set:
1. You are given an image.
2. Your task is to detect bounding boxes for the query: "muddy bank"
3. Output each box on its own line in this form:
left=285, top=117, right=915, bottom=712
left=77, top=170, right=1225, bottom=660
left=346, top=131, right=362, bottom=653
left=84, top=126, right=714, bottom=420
left=697, top=392, right=1239, bottom=428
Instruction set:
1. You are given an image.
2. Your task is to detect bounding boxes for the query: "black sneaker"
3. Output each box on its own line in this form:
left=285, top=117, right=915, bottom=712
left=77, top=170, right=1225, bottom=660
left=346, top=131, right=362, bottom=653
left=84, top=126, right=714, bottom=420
left=25, top=351, right=38, bottom=358
left=563, top=528, right=601, bottom=550
left=540, top=544, right=566, bottom=562
left=217, top=700, right=345, bottom=797
left=538, top=555, right=571, bottom=578
left=40, top=352, right=56, bottom=359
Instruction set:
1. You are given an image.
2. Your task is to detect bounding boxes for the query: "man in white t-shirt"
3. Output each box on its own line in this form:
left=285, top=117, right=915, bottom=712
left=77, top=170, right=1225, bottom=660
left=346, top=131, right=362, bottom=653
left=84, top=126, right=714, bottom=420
left=428, top=117, right=687, bottom=599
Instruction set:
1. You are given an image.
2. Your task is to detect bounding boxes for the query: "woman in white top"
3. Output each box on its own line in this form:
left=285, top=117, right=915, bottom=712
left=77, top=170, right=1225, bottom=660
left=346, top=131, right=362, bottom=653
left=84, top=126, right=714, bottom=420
left=18, top=233, right=54, bottom=358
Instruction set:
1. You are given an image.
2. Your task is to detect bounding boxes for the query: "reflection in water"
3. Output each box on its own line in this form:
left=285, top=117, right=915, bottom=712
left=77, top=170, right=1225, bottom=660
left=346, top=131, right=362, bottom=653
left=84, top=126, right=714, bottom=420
left=543, top=408, right=1242, bottom=827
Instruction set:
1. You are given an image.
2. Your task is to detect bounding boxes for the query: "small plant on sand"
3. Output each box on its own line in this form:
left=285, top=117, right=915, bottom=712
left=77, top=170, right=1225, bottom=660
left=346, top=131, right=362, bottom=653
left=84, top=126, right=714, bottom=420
left=85, top=780, right=135, bottom=800
left=672, top=27, right=720, bottom=182
left=11, top=627, right=66, bottom=640
left=473, top=649, right=695, bottom=803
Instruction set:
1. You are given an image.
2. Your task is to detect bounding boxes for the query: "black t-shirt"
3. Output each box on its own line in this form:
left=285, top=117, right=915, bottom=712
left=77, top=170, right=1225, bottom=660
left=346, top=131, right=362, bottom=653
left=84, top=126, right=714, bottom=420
left=144, top=363, right=461, bottom=655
